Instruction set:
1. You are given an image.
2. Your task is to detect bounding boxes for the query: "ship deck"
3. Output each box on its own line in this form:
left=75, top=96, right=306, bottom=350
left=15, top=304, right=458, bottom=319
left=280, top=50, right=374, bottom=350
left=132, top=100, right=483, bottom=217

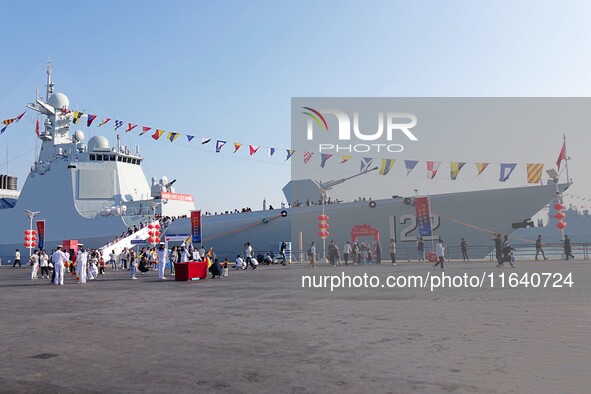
left=0, top=259, right=589, bottom=393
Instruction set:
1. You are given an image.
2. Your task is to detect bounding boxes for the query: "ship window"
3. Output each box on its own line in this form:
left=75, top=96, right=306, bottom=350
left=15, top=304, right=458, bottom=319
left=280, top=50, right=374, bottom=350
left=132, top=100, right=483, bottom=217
left=125, top=157, right=130, bottom=163
left=89, top=154, right=94, bottom=161
left=110, top=155, right=115, bottom=161
left=103, top=155, right=109, bottom=161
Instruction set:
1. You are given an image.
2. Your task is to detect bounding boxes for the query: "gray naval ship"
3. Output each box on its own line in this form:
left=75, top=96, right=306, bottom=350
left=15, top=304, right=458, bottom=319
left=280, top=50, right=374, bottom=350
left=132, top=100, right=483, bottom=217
left=0, top=68, right=195, bottom=261
left=0, top=69, right=570, bottom=261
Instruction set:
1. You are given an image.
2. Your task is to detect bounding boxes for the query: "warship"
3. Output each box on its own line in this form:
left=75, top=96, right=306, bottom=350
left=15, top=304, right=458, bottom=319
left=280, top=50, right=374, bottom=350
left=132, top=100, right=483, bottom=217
left=0, top=69, right=569, bottom=262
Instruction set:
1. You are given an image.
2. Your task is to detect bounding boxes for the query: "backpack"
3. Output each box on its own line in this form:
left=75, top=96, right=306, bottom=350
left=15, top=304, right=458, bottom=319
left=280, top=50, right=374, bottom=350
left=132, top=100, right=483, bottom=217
left=307, top=248, right=313, bottom=257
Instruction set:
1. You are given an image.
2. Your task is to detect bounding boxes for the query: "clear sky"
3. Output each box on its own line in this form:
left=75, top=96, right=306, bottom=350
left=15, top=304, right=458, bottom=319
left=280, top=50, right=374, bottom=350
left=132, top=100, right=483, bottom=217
left=1, top=0, right=591, bottom=213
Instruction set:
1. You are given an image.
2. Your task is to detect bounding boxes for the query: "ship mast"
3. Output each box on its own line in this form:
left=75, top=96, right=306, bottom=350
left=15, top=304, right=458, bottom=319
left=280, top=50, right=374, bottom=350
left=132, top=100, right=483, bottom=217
left=563, top=134, right=570, bottom=184
left=45, top=61, right=54, bottom=102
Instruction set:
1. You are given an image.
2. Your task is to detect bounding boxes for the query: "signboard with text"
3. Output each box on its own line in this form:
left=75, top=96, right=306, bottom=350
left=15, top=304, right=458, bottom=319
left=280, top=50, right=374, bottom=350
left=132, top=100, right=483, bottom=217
left=190, top=210, right=202, bottom=244
left=414, top=197, right=432, bottom=236
left=160, top=192, right=194, bottom=202
left=36, top=220, right=45, bottom=249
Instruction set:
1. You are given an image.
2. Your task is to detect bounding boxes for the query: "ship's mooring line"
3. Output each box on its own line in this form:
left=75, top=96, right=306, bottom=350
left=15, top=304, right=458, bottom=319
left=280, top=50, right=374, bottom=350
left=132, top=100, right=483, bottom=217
left=433, top=211, right=536, bottom=244
left=203, top=213, right=283, bottom=242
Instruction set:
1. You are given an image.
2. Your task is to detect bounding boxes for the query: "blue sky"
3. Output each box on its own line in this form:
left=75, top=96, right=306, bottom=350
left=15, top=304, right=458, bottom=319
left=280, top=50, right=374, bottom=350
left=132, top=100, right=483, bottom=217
left=1, top=0, right=591, bottom=212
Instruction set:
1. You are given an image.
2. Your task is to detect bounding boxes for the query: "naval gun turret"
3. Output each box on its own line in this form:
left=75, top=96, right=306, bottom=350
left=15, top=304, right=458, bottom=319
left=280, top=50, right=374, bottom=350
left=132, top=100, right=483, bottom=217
left=150, top=176, right=177, bottom=198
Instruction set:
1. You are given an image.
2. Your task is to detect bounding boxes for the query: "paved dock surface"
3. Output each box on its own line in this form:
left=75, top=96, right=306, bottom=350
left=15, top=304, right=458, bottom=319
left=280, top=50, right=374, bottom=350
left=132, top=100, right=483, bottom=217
left=0, top=260, right=589, bottom=393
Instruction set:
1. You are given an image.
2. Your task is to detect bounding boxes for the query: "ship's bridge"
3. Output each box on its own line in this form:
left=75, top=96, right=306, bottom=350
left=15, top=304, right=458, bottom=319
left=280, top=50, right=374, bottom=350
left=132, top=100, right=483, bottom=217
left=85, top=135, right=143, bottom=165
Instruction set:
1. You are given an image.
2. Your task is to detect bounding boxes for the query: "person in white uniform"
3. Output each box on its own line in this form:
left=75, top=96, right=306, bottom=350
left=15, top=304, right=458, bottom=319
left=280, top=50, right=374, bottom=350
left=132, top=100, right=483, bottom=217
left=52, top=245, right=68, bottom=285
left=180, top=246, right=190, bottom=262
left=157, top=243, right=168, bottom=280
left=30, top=250, right=40, bottom=280
left=76, top=246, right=88, bottom=284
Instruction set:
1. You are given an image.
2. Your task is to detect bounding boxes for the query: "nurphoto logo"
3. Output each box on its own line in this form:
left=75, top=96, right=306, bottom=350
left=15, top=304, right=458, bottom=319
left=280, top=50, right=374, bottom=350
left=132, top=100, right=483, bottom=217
left=302, top=106, right=418, bottom=153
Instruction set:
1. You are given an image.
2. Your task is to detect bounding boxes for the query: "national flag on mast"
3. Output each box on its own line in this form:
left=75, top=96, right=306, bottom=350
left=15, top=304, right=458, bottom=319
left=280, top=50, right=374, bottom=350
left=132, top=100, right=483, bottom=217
left=35, top=117, right=40, bottom=136
left=556, top=141, right=566, bottom=170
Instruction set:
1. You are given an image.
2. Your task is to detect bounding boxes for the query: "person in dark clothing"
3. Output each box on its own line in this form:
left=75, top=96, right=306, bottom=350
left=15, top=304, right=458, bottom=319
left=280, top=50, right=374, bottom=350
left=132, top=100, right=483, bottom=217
left=564, top=235, right=575, bottom=260
left=535, top=235, right=548, bottom=260
left=493, top=233, right=503, bottom=266
left=209, top=258, right=223, bottom=278
left=280, top=242, right=287, bottom=266
left=499, top=235, right=516, bottom=268
left=460, top=238, right=469, bottom=262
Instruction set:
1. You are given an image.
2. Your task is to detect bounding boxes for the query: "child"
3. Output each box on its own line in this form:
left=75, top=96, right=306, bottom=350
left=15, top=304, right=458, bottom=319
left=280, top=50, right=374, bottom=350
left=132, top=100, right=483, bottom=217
left=98, top=256, right=106, bottom=275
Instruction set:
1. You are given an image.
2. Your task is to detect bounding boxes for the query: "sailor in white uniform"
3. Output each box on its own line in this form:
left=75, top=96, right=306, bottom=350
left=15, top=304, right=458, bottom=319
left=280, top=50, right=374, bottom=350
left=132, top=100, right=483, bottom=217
left=157, top=243, right=168, bottom=280
left=76, top=246, right=88, bottom=284
left=52, top=245, right=68, bottom=285
left=180, top=246, right=190, bottom=262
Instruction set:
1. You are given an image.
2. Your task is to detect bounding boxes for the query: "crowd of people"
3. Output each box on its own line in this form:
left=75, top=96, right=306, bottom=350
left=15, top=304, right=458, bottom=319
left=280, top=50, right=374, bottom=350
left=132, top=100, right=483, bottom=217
left=13, top=230, right=582, bottom=283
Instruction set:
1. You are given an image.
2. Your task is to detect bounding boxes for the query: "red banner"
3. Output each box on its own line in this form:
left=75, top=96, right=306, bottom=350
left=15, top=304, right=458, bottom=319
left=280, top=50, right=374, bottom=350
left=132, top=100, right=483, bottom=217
left=161, top=192, right=194, bottom=202
left=36, top=220, right=45, bottom=249
left=190, top=210, right=201, bottom=244
left=414, top=197, right=432, bottom=236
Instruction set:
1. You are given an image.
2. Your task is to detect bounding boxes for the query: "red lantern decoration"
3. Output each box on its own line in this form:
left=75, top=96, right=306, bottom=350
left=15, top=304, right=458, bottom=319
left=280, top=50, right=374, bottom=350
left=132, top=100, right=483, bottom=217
left=155, top=223, right=161, bottom=229
left=148, top=224, right=155, bottom=229
left=155, top=237, right=160, bottom=243
left=31, top=236, right=37, bottom=241
left=553, top=203, right=565, bottom=210
left=318, top=222, right=330, bottom=229
left=154, top=231, right=161, bottom=237
left=148, top=230, right=154, bottom=236
left=554, top=212, right=566, bottom=220
left=24, top=242, right=31, bottom=248
left=318, top=230, right=330, bottom=239
left=31, top=242, right=37, bottom=248
left=318, top=214, right=329, bottom=221
left=24, top=230, right=32, bottom=234
left=24, top=235, right=31, bottom=241
left=556, top=222, right=567, bottom=230
left=31, top=230, right=37, bottom=234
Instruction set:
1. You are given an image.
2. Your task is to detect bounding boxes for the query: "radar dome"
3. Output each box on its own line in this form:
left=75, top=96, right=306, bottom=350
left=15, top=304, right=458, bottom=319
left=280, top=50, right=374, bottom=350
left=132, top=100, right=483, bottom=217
left=73, top=130, right=84, bottom=142
left=48, top=92, right=69, bottom=110
left=87, top=136, right=110, bottom=152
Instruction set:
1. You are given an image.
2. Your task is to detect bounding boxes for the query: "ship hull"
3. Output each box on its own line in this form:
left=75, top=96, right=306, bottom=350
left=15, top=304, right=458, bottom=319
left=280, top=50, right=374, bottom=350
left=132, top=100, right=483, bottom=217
left=164, top=183, right=569, bottom=261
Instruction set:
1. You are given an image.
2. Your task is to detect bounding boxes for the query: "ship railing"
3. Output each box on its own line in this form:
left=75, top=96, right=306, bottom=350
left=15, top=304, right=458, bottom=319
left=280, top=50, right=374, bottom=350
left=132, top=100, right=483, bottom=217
left=226, top=243, right=588, bottom=264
